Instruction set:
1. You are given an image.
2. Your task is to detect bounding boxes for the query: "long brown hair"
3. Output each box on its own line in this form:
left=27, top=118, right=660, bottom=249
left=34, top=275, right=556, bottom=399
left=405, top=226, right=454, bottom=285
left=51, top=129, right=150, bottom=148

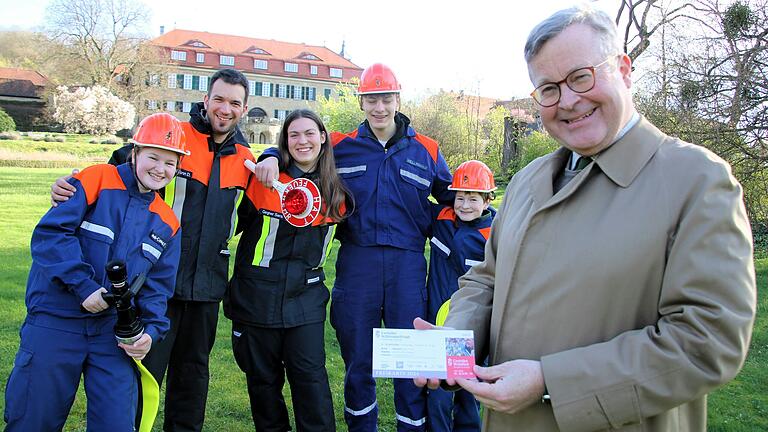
left=277, top=109, right=350, bottom=221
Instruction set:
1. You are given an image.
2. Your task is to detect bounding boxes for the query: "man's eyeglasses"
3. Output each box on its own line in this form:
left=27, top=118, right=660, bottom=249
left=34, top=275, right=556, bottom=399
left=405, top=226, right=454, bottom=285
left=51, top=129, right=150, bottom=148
left=530, top=57, right=615, bottom=107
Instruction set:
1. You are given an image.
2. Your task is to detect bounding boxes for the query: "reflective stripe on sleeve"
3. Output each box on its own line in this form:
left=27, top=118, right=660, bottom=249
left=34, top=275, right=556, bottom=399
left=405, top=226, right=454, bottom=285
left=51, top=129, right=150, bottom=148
left=252, top=216, right=279, bottom=267
left=316, top=225, right=336, bottom=269
left=430, top=237, right=450, bottom=256
left=80, top=221, right=115, bottom=240
left=142, top=243, right=161, bottom=259
left=228, top=189, right=244, bottom=241
left=465, top=259, right=481, bottom=267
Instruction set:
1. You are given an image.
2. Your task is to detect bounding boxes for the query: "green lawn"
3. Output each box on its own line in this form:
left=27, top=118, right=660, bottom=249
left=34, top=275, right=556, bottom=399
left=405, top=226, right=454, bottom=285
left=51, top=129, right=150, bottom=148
left=0, top=166, right=765, bottom=430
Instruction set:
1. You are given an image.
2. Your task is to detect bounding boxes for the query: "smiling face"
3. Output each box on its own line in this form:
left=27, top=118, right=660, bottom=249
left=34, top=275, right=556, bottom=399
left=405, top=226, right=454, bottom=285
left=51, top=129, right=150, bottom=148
left=203, top=79, right=247, bottom=143
left=527, top=23, right=634, bottom=156
left=134, top=147, right=179, bottom=192
left=361, top=92, right=399, bottom=140
left=287, top=117, right=325, bottom=172
left=454, top=191, right=490, bottom=222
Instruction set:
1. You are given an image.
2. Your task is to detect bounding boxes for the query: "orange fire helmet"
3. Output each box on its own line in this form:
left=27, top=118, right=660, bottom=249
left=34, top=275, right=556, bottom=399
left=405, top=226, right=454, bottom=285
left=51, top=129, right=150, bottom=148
left=449, top=160, right=497, bottom=193
left=357, top=63, right=401, bottom=95
left=130, top=113, right=189, bottom=156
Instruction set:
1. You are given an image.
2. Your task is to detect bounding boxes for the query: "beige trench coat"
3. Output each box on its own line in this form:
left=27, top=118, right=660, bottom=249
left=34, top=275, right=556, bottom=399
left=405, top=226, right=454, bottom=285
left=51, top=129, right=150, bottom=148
left=444, top=118, right=756, bottom=431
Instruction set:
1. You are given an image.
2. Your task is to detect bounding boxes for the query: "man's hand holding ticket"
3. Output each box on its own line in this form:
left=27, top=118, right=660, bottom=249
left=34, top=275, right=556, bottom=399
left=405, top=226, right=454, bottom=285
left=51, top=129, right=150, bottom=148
left=372, top=328, right=476, bottom=379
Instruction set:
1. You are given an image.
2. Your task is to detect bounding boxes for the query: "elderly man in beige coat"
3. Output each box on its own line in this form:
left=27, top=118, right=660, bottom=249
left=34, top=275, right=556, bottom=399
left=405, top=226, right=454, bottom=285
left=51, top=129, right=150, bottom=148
left=415, top=5, right=756, bottom=432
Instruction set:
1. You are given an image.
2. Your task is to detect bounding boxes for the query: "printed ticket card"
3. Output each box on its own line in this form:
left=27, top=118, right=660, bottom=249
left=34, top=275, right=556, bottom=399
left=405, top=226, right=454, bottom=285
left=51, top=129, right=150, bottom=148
left=372, top=328, right=476, bottom=379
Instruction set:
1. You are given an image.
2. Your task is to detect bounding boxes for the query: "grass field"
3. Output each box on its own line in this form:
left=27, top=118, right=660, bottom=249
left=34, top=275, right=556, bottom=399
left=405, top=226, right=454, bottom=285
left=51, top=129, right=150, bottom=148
left=0, top=164, right=765, bottom=431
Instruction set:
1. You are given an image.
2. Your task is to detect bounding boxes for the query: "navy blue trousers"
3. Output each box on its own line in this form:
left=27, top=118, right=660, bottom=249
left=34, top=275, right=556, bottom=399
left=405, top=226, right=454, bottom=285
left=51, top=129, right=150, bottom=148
left=4, top=314, right=136, bottom=431
left=427, top=387, right=481, bottom=432
left=330, top=244, right=427, bottom=432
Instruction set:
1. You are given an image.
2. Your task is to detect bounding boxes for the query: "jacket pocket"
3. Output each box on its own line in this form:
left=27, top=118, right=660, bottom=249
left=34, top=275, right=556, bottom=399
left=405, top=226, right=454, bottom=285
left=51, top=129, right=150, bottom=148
left=399, top=168, right=431, bottom=190
left=4, top=349, right=33, bottom=422
left=337, top=165, right=367, bottom=178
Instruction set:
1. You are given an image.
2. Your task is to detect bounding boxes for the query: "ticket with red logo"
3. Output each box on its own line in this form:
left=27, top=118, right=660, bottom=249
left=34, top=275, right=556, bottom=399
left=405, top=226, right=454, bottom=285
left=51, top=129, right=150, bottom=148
left=372, top=329, right=476, bottom=379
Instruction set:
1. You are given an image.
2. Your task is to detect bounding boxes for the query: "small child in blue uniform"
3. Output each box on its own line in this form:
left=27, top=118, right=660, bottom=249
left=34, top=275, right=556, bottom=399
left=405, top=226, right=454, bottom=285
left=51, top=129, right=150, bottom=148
left=4, top=113, right=188, bottom=431
left=426, top=160, right=497, bottom=432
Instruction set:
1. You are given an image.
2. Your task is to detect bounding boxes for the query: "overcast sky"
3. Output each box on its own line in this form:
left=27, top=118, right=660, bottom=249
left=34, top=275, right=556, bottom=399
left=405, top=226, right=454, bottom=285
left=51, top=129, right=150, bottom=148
left=1, top=0, right=618, bottom=100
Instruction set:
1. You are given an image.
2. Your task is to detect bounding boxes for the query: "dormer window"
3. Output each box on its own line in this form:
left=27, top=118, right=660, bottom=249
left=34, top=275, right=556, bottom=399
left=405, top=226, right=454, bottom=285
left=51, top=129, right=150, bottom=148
left=298, top=52, right=322, bottom=61
left=171, top=50, right=187, bottom=61
left=220, top=55, right=235, bottom=66
left=245, top=46, right=270, bottom=55
left=254, top=59, right=268, bottom=70
left=183, top=39, right=211, bottom=49
left=330, top=68, right=343, bottom=78
left=284, top=62, right=298, bottom=73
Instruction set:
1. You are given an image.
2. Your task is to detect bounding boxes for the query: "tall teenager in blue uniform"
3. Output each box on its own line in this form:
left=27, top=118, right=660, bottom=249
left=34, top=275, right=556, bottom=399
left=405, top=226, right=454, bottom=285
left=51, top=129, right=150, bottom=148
left=253, top=64, right=454, bottom=431
left=225, top=110, right=349, bottom=431
left=50, top=69, right=255, bottom=431
left=426, top=160, right=497, bottom=432
left=5, top=113, right=187, bottom=431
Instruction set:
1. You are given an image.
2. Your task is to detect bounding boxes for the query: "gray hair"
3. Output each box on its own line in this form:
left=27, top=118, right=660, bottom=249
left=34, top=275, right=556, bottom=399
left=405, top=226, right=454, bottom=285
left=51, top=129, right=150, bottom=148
left=524, top=5, right=622, bottom=62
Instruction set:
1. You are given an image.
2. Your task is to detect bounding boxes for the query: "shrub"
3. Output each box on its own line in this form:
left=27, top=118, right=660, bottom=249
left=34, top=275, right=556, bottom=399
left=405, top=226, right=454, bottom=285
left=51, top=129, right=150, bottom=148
left=0, top=108, right=16, bottom=132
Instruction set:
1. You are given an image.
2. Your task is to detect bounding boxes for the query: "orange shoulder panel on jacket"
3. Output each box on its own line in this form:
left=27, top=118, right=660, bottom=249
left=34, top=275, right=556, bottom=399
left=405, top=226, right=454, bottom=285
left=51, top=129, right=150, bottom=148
left=245, top=174, right=282, bottom=213
left=180, top=122, right=213, bottom=185
left=149, top=195, right=180, bottom=235
left=414, top=133, right=439, bottom=162
left=437, top=206, right=456, bottom=222
left=479, top=227, right=491, bottom=241
left=331, top=130, right=358, bottom=147
left=74, top=164, right=126, bottom=206
left=220, top=145, right=254, bottom=189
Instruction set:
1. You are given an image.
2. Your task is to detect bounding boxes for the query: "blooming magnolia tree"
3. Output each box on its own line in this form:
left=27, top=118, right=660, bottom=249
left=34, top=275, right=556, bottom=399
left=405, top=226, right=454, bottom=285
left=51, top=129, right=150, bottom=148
left=53, top=85, right=135, bottom=135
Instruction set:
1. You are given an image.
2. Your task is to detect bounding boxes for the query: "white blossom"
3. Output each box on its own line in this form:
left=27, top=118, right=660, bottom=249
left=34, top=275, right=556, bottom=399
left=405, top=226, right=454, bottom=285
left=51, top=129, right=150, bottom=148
left=53, top=85, right=135, bottom=135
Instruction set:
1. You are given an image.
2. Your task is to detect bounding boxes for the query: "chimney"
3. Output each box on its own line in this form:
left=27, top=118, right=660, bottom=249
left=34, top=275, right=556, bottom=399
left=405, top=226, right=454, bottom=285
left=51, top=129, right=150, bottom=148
left=160, top=25, right=165, bottom=35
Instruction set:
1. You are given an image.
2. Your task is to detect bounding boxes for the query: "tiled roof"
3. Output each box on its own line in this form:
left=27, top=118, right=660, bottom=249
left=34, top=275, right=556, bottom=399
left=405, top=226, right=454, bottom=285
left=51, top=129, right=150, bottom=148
left=151, top=29, right=361, bottom=70
left=0, top=67, right=49, bottom=87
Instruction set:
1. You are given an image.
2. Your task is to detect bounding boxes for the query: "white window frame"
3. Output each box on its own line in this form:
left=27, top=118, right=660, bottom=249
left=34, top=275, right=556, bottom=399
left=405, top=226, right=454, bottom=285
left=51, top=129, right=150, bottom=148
left=310, top=65, right=318, bottom=75
left=171, top=50, right=187, bottom=61
left=293, top=85, right=301, bottom=100
left=183, top=74, right=193, bottom=90
left=182, top=101, right=192, bottom=113
left=167, top=74, right=177, bottom=89
left=278, top=84, right=287, bottom=98
left=261, top=82, right=271, bottom=97
left=196, top=52, right=205, bottom=63
left=166, top=100, right=175, bottom=111
left=309, top=87, right=316, bottom=101
left=147, top=100, right=158, bottom=109
left=330, top=68, right=343, bottom=78
left=249, top=80, right=256, bottom=96
left=220, top=55, right=235, bottom=66
left=199, top=75, right=209, bottom=91
left=254, top=59, right=268, bottom=70
left=284, top=62, right=298, bottom=73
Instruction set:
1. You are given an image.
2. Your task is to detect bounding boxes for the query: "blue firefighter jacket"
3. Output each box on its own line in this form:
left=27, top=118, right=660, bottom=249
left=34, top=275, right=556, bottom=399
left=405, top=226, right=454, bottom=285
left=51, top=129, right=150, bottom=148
left=25, top=163, right=181, bottom=343
left=426, top=205, right=496, bottom=322
left=261, top=113, right=454, bottom=252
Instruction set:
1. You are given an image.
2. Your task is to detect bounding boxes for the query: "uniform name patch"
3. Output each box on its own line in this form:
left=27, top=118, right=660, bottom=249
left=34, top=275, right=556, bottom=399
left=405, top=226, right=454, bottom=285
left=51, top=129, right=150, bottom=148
left=176, top=169, right=192, bottom=179
left=150, top=232, right=167, bottom=249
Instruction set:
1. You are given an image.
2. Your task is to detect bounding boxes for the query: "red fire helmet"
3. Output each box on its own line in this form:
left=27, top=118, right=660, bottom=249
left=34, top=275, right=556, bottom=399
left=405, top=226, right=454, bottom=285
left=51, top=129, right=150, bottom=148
left=357, top=63, right=401, bottom=95
left=449, top=160, right=497, bottom=193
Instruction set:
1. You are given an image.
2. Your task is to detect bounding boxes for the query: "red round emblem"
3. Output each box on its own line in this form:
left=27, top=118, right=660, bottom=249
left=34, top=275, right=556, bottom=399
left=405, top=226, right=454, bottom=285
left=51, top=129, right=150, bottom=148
left=281, top=178, right=322, bottom=227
